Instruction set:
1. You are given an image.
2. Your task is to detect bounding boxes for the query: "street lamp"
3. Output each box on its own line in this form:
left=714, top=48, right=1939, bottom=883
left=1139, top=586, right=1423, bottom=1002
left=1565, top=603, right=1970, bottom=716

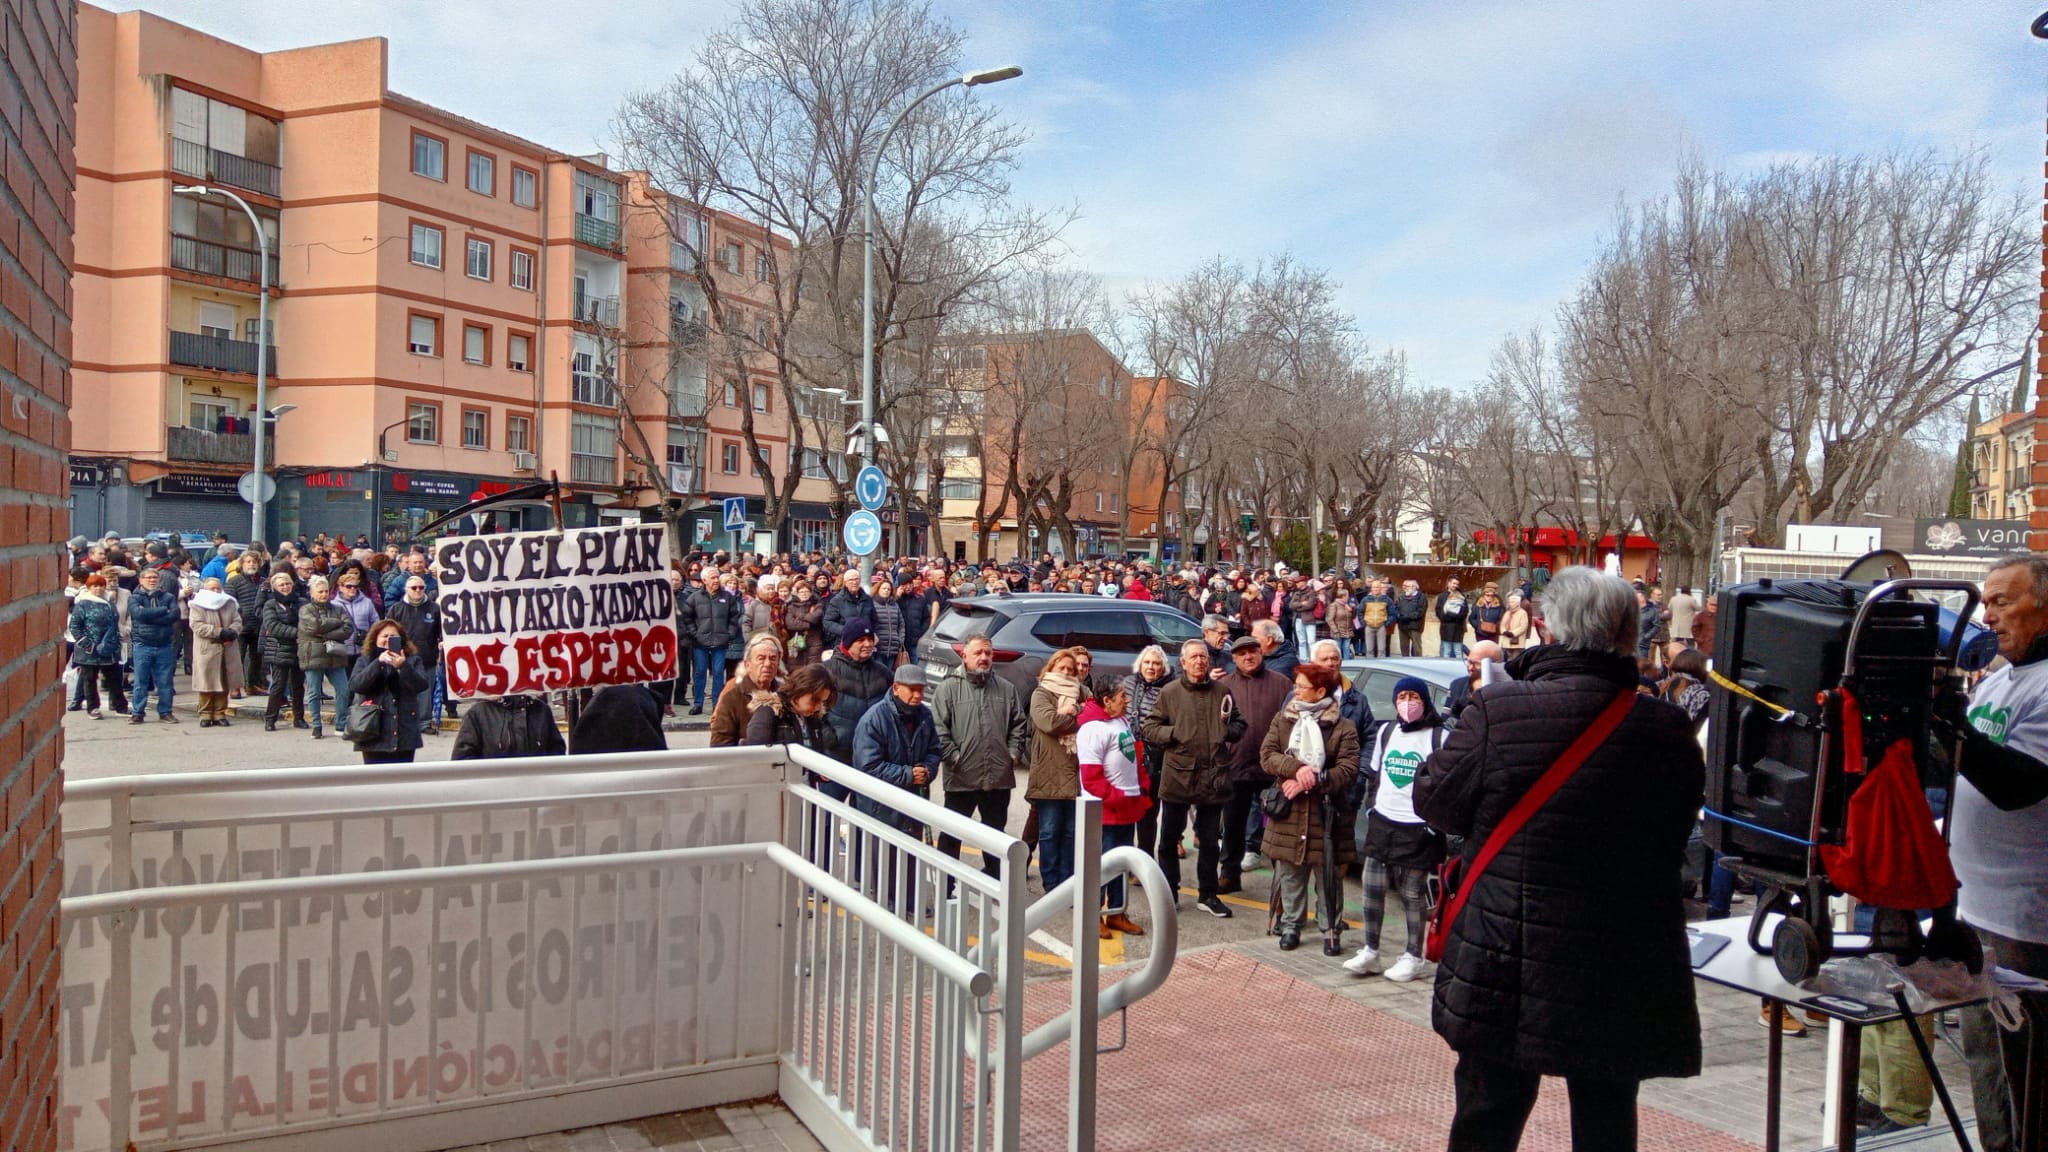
left=858, top=66, right=1021, bottom=576
left=175, top=184, right=272, bottom=544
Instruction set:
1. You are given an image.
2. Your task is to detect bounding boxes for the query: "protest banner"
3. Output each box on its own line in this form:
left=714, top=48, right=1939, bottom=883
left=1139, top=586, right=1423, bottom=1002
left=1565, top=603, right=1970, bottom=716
left=434, top=524, right=677, bottom=698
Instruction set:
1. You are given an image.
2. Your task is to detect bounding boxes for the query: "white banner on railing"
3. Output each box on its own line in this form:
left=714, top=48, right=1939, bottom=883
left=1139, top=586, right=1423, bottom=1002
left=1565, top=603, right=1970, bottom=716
left=432, top=523, right=678, bottom=699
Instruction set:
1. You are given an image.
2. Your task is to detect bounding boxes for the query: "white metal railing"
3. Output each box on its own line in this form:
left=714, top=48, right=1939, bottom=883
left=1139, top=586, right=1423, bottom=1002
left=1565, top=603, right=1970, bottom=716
left=61, top=744, right=1176, bottom=1152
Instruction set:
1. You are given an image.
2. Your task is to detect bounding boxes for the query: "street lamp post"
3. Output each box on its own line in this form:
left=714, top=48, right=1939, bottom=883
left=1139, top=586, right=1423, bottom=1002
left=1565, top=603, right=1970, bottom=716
left=175, top=184, right=271, bottom=544
left=857, top=65, right=1020, bottom=579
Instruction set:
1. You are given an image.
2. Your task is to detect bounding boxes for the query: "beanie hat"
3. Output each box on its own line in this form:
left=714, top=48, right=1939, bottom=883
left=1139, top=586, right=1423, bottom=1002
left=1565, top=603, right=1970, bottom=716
left=839, top=619, right=875, bottom=648
left=1392, top=675, right=1429, bottom=702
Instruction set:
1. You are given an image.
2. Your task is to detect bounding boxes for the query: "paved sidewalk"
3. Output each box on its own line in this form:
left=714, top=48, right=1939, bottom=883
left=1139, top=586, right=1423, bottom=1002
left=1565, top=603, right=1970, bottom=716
left=437, top=1100, right=821, bottom=1151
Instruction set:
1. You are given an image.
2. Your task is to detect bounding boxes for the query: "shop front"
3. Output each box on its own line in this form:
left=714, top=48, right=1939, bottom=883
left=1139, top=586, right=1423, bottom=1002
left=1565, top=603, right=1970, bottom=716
left=276, top=468, right=556, bottom=545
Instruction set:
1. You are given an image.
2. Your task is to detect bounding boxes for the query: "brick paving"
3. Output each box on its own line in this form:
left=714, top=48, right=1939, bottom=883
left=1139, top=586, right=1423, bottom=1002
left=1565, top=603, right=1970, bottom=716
left=436, top=1100, right=822, bottom=1152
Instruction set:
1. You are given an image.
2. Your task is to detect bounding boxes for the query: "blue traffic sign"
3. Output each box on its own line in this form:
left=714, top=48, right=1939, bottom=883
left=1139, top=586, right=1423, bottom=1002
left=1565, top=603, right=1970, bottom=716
left=723, top=496, right=749, bottom=531
left=843, top=509, right=882, bottom=556
left=855, top=465, right=888, bottom=511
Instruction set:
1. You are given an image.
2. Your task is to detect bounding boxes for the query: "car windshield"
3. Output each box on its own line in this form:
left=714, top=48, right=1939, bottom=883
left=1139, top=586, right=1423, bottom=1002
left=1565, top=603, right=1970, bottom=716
left=931, top=605, right=1000, bottom=644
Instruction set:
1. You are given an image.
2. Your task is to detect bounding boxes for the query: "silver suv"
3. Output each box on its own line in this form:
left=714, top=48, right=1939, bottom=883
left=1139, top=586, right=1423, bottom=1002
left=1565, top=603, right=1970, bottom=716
left=917, top=593, right=1204, bottom=696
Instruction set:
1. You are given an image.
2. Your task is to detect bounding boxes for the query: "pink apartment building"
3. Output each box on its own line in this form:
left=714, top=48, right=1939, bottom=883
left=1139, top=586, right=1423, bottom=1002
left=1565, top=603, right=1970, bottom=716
left=70, top=4, right=839, bottom=549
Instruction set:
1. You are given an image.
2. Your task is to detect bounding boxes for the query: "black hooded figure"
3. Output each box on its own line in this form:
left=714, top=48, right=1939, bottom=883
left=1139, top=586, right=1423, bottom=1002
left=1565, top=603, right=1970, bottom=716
left=569, top=684, right=669, bottom=755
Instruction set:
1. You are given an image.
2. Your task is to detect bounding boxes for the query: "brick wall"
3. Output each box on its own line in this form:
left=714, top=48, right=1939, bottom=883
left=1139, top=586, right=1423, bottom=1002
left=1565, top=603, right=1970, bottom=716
left=0, top=0, right=75, bottom=1149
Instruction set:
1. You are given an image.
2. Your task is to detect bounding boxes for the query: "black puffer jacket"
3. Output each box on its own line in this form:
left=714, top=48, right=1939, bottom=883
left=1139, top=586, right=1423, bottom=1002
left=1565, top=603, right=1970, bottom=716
left=1413, top=645, right=1704, bottom=1082
left=825, top=652, right=894, bottom=756
left=385, top=598, right=444, bottom=667
left=452, top=695, right=566, bottom=760
left=347, top=652, right=429, bottom=755
left=225, top=573, right=265, bottom=636
left=260, top=587, right=307, bottom=667
left=681, top=587, right=740, bottom=650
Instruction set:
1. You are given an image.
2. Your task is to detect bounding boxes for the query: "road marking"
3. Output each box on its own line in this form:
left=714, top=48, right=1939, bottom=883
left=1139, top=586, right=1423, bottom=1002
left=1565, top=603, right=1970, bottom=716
left=1029, top=929, right=1073, bottom=962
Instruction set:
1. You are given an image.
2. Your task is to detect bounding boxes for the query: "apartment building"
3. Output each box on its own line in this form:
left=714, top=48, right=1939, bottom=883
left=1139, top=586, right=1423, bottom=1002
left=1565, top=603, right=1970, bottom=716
left=69, top=4, right=832, bottom=548
left=1969, top=408, right=2033, bottom=522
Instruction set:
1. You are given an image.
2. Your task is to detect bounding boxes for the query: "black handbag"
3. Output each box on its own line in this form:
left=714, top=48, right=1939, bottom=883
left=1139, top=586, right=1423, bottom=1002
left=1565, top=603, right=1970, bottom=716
left=1259, top=784, right=1293, bottom=820
left=344, top=697, right=386, bottom=744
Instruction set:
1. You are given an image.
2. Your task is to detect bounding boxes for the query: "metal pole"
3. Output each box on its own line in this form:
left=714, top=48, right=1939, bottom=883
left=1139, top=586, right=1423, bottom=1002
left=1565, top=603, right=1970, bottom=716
left=1069, top=795, right=1102, bottom=1152
left=180, top=187, right=272, bottom=543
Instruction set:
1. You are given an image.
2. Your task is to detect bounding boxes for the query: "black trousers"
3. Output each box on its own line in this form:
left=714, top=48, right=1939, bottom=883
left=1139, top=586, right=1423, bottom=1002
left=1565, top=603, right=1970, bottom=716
left=937, top=787, right=1010, bottom=878
left=265, top=665, right=305, bottom=722
left=1134, top=747, right=1164, bottom=862
left=1221, top=779, right=1265, bottom=878
left=1399, top=625, right=1423, bottom=657
left=71, top=664, right=126, bottom=713
left=1156, top=801, right=1222, bottom=901
left=1449, top=1050, right=1637, bottom=1152
left=240, top=636, right=266, bottom=690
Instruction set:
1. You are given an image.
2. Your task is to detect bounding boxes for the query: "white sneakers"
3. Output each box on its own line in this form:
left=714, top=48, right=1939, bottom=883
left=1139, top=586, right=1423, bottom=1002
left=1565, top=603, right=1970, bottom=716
left=1385, top=953, right=1434, bottom=983
left=1239, top=851, right=1262, bottom=873
left=1342, top=947, right=1382, bottom=975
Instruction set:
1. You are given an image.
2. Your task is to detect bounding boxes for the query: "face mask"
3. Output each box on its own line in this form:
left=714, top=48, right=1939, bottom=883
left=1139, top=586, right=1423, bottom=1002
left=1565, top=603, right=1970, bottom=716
left=1396, top=698, right=1424, bottom=724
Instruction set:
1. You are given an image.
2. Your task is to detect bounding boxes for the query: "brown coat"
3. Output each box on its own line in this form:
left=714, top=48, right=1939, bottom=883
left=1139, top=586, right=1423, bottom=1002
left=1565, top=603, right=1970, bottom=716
left=710, top=670, right=781, bottom=747
left=188, top=599, right=243, bottom=694
left=1025, top=680, right=1089, bottom=801
left=781, top=597, right=826, bottom=667
left=1258, top=704, right=1360, bottom=867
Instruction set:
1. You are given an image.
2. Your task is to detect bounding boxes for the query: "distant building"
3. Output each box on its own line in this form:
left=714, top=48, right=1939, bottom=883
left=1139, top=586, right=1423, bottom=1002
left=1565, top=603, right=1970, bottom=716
left=1968, top=409, right=2033, bottom=522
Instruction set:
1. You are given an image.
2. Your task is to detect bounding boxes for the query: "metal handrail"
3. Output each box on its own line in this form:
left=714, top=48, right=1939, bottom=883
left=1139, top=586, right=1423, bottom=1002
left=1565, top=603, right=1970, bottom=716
left=1017, top=845, right=1179, bottom=1061
left=785, top=742, right=1020, bottom=858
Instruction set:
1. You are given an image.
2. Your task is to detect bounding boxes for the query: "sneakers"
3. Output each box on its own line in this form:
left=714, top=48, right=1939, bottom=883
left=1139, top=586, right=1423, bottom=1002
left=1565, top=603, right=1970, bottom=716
left=1197, top=896, right=1232, bottom=919
left=88, top=709, right=102, bottom=720
left=1239, top=851, right=1262, bottom=873
left=1385, top=953, right=1434, bottom=983
left=1343, top=947, right=1383, bottom=975
left=1758, top=1003, right=1807, bottom=1036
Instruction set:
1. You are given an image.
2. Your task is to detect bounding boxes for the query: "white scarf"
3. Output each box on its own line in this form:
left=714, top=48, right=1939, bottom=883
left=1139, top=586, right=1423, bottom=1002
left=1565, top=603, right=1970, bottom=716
left=1041, top=671, right=1083, bottom=754
left=1284, top=696, right=1333, bottom=769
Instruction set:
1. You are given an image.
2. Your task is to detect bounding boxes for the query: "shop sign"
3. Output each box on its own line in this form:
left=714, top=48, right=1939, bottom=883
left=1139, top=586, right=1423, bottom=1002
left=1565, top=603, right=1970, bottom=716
left=1915, top=518, right=2030, bottom=557
left=470, top=480, right=516, bottom=502
left=303, top=470, right=358, bottom=490
left=69, top=462, right=105, bottom=487
left=386, top=472, right=467, bottom=500
left=157, top=473, right=240, bottom=497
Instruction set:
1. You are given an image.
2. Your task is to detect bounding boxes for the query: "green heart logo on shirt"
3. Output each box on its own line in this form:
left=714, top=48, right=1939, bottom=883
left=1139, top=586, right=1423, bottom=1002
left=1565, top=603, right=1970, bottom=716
left=1384, top=748, right=1424, bottom=789
left=1116, top=730, right=1136, bottom=760
left=1969, top=702, right=2012, bottom=744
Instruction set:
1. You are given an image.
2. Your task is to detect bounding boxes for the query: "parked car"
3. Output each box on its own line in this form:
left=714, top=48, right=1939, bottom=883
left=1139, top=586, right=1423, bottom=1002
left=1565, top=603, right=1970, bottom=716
left=918, top=593, right=1203, bottom=696
left=1340, top=656, right=1464, bottom=719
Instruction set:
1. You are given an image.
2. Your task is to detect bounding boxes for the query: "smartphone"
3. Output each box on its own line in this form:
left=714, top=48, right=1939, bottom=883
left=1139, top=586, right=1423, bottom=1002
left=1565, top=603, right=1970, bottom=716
left=384, top=634, right=406, bottom=654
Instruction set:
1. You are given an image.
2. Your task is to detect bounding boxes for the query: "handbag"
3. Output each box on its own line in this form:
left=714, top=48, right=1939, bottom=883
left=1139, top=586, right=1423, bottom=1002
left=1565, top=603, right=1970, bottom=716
left=1422, top=690, right=1634, bottom=962
left=344, top=696, right=386, bottom=744
left=1259, top=784, right=1294, bottom=820
left=324, top=640, right=348, bottom=656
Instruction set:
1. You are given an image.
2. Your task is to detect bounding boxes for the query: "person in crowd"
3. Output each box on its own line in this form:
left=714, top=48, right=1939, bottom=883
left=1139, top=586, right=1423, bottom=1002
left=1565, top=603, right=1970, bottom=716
left=1360, top=579, right=1394, bottom=658
left=822, top=568, right=874, bottom=647
left=1500, top=591, right=1534, bottom=655
left=334, top=569, right=380, bottom=658
left=1142, top=638, right=1239, bottom=918
left=929, top=633, right=1030, bottom=879
left=1221, top=633, right=1292, bottom=892
left=199, top=542, right=233, bottom=583
left=1636, top=586, right=1662, bottom=663
left=1325, top=582, right=1356, bottom=658
left=1122, top=644, right=1176, bottom=863
left=1392, top=579, right=1429, bottom=658
left=66, top=573, right=126, bottom=718
left=347, top=619, right=429, bottom=764
left=382, top=548, right=436, bottom=605
left=1346, top=677, right=1448, bottom=981
left=261, top=569, right=308, bottom=731
left=1436, top=578, right=1471, bottom=658
left=225, top=551, right=267, bottom=696
left=385, top=575, right=445, bottom=733
left=570, top=684, right=669, bottom=754
left=1254, top=617, right=1298, bottom=682
left=1445, top=640, right=1503, bottom=726
left=1413, top=566, right=1704, bottom=1150
left=824, top=619, right=893, bottom=758
left=680, top=565, right=741, bottom=715
left=1029, top=647, right=1093, bottom=894
left=127, top=565, right=179, bottom=724
left=1471, top=583, right=1505, bottom=649
left=187, top=576, right=241, bottom=728
left=1287, top=577, right=1322, bottom=660
left=782, top=576, right=827, bottom=667
left=1942, top=553, right=2048, bottom=1152
left=298, top=575, right=354, bottom=740
left=1260, top=660, right=1360, bottom=955
left=1310, top=638, right=1377, bottom=747
left=869, top=575, right=907, bottom=666
left=743, top=662, right=839, bottom=756
left=452, top=694, right=566, bottom=760
left=1201, top=615, right=1231, bottom=672
left=711, top=633, right=783, bottom=747
left=745, top=574, right=783, bottom=650
left=1667, top=585, right=1700, bottom=649
left=1079, top=674, right=1150, bottom=938
left=851, top=665, right=940, bottom=910
left=1660, top=645, right=1712, bottom=732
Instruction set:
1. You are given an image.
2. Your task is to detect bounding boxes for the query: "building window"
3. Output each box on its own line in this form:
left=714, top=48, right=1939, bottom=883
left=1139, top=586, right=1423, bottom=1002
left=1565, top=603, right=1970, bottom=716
left=465, top=237, right=492, bottom=280
left=938, top=478, right=981, bottom=501
left=411, top=131, right=446, bottom=180
left=666, top=432, right=702, bottom=494
left=722, top=442, right=740, bottom=474
left=466, top=149, right=495, bottom=196
left=572, top=342, right=615, bottom=406
left=511, top=165, right=538, bottom=208
left=509, top=249, right=534, bottom=290
left=723, top=380, right=739, bottom=408
left=463, top=323, right=488, bottom=365
left=801, top=448, right=830, bottom=480
left=408, top=314, right=439, bottom=356
left=575, top=171, right=618, bottom=222
left=410, top=223, right=442, bottom=268
left=406, top=401, right=439, bottom=444
left=718, top=244, right=741, bottom=273
left=461, top=408, right=489, bottom=449
left=752, top=383, right=769, bottom=413
left=755, top=251, right=770, bottom=282
left=189, top=396, right=231, bottom=432
left=570, top=412, right=618, bottom=484
left=506, top=414, right=532, bottom=453
left=755, top=318, right=771, bottom=346
left=507, top=332, right=530, bottom=372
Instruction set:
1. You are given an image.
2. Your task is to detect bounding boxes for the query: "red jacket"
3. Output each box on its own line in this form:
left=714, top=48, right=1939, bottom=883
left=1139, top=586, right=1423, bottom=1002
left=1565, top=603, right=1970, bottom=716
left=1077, top=700, right=1153, bottom=825
left=1122, top=579, right=1153, bottom=601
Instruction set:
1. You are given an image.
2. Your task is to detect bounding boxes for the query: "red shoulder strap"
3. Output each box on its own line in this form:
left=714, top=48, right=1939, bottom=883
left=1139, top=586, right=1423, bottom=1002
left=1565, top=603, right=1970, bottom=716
left=1440, top=690, right=1635, bottom=938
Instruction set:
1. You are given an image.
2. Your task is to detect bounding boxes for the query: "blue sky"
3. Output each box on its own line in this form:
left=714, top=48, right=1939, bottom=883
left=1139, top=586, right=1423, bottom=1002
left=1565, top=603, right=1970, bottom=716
left=105, top=0, right=2048, bottom=389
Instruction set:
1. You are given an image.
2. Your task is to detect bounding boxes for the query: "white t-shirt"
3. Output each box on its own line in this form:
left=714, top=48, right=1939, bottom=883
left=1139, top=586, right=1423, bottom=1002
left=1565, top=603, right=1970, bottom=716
left=1077, top=716, right=1141, bottom=796
left=1956, top=658, right=2048, bottom=943
left=1371, top=724, right=1440, bottom=825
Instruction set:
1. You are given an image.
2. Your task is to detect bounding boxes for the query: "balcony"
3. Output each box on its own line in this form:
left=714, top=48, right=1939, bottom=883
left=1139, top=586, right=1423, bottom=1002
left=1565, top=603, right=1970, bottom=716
left=170, top=234, right=279, bottom=287
left=166, top=423, right=272, bottom=466
left=168, top=329, right=275, bottom=376
left=170, top=136, right=281, bottom=198
left=575, top=212, right=621, bottom=250
left=572, top=291, right=619, bottom=328
left=667, top=461, right=701, bottom=494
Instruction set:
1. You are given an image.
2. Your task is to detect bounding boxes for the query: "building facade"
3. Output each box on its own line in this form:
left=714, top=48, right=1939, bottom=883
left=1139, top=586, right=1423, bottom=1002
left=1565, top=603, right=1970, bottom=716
left=1969, top=408, right=2033, bottom=522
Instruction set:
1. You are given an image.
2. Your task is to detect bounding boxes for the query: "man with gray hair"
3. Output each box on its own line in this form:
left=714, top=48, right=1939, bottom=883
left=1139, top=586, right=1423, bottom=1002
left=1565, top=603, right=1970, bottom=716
left=929, top=633, right=1030, bottom=880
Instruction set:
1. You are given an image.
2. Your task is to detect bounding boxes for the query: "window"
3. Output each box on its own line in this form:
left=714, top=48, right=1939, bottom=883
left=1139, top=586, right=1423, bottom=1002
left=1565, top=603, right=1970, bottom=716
left=509, top=249, right=534, bottom=290
left=406, top=401, right=439, bottom=444
left=411, top=131, right=446, bottom=180
left=754, top=251, right=770, bottom=282
left=188, top=396, right=231, bottom=432
left=574, top=171, right=618, bottom=222
left=408, top=314, right=439, bottom=356
left=755, top=318, right=771, bottom=346
left=718, top=244, right=741, bottom=273
left=723, top=380, right=739, bottom=408
left=462, top=323, right=488, bottom=365
left=465, top=237, right=492, bottom=280
left=196, top=301, right=234, bottom=340
left=511, top=165, right=538, bottom=208
left=506, top=414, right=532, bottom=453
left=571, top=346, right=614, bottom=406
left=938, top=478, right=981, bottom=501
left=667, top=430, right=703, bottom=493
left=722, top=442, right=740, bottom=473
left=462, top=408, right=488, bottom=449
left=507, top=332, right=530, bottom=372
left=466, top=149, right=495, bottom=196
left=570, top=412, right=618, bottom=484
left=410, top=223, right=443, bottom=268
left=1095, top=492, right=1104, bottom=513
left=800, top=447, right=830, bottom=479
left=751, top=383, right=769, bottom=413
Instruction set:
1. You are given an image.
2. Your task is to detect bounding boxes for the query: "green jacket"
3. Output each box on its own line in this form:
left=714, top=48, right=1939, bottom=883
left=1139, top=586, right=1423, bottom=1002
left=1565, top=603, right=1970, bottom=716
left=297, top=600, right=353, bottom=670
left=930, top=671, right=1030, bottom=792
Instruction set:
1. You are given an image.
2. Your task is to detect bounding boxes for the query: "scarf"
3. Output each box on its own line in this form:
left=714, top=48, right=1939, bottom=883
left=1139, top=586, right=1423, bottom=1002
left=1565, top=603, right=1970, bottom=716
left=1041, top=670, right=1083, bottom=754
left=1283, top=695, right=1335, bottom=770
left=192, top=588, right=234, bottom=612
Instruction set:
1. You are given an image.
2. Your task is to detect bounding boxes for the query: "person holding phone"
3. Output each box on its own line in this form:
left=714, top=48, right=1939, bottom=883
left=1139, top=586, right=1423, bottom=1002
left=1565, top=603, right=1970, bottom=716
left=348, top=620, right=429, bottom=764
